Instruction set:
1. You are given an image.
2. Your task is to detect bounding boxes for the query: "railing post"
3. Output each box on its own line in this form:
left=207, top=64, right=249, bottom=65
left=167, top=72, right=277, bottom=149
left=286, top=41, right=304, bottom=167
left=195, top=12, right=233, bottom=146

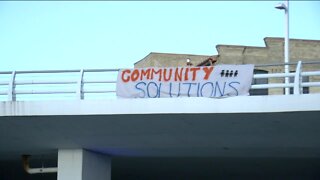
left=293, top=61, right=302, bottom=95
left=77, top=69, right=84, bottom=100
left=8, top=71, right=16, bottom=101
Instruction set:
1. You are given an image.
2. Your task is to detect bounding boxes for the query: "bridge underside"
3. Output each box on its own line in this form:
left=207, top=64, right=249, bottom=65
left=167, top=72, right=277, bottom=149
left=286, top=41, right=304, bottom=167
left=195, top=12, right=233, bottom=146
left=2, top=156, right=320, bottom=179
left=1, top=111, right=320, bottom=179
left=1, top=112, right=320, bottom=159
left=1, top=95, right=320, bottom=179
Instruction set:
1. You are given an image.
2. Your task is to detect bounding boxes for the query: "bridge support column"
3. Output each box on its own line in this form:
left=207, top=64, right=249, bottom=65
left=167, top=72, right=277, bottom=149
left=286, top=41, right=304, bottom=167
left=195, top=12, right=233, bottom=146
left=57, top=149, right=111, bottom=180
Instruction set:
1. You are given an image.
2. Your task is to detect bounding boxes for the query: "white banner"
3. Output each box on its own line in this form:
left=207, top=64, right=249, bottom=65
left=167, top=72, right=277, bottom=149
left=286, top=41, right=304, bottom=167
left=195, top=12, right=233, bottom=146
left=116, top=65, right=254, bottom=98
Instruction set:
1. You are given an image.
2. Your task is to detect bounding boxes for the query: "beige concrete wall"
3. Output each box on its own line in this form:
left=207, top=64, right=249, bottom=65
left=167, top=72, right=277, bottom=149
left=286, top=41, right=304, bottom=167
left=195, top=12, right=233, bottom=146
left=216, top=37, right=320, bottom=95
left=134, top=37, right=320, bottom=95
left=217, top=37, right=320, bottom=64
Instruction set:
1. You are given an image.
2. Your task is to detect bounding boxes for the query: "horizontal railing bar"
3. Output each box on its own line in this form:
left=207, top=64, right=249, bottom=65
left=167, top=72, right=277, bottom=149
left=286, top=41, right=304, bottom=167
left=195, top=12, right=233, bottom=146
left=15, top=90, right=76, bottom=94
left=0, top=71, right=12, bottom=74
left=251, top=83, right=294, bottom=89
left=83, top=80, right=117, bottom=84
left=1, top=80, right=117, bottom=85
left=301, top=82, right=320, bottom=87
left=15, top=80, right=77, bottom=85
left=15, top=90, right=117, bottom=94
left=2, top=80, right=118, bottom=85
left=301, top=71, right=320, bottom=76
left=253, top=72, right=295, bottom=79
left=83, top=69, right=120, bottom=72
left=83, top=90, right=116, bottom=93
left=254, top=61, right=320, bottom=67
left=0, top=69, right=120, bottom=74
left=15, top=70, right=80, bottom=74
left=300, top=61, right=320, bottom=65
left=0, top=82, right=8, bottom=85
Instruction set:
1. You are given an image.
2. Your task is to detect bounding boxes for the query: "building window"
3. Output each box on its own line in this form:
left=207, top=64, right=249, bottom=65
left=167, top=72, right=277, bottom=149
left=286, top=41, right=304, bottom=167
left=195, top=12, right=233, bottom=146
left=250, top=69, right=268, bottom=96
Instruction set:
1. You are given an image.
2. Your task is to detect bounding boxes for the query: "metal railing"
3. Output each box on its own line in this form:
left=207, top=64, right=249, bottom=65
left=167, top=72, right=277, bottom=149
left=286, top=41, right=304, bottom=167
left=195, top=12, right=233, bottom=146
left=251, top=61, right=320, bottom=94
left=0, top=69, right=119, bottom=101
left=1, top=61, right=320, bottom=101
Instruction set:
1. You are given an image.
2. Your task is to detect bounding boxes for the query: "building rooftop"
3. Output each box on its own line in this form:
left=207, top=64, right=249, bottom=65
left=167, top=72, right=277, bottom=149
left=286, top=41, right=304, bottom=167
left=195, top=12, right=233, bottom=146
left=134, top=52, right=212, bottom=68
left=134, top=37, right=320, bottom=67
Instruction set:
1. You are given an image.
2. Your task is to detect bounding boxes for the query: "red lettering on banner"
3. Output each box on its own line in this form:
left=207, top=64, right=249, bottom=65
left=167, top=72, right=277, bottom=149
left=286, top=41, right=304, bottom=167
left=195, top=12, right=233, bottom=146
left=131, top=69, right=140, bottom=82
left=163, top=68, right=173, bottom=82
left=190, top=67, right=201, bottom=81
left=203, top=67, right=214, bottom=80
left=184, top=68, right=189, bottom=81
left=174, top=68, right=183, bottom=81
left=121, top=69, right=131, bottom=82
left=151, top=68, right=163, bottom=81
left=121, top=67, right=215, bottom=83
left=140, top=69, right=151, bottom=80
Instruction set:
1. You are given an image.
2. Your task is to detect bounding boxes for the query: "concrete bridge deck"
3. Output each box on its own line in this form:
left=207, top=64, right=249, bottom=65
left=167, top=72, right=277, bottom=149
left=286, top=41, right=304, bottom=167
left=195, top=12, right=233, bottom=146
left=1, top=94, right=320, bottom=179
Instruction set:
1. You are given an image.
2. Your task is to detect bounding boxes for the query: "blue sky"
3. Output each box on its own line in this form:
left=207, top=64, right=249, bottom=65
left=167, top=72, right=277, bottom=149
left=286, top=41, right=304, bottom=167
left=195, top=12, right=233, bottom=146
left=0, top=1, right=319, bottom=71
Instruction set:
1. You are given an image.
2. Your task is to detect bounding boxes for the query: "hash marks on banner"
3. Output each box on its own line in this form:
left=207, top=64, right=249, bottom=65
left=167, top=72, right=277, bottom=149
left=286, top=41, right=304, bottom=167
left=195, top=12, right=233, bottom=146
left=220, top=70, right=238, bottom=77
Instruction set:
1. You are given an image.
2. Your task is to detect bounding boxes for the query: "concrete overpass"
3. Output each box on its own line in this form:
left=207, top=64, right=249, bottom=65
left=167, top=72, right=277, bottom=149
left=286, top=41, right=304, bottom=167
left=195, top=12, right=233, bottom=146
left=1, top=94, right=320, bottom=179
left=1, top=62, right=320, bottom=179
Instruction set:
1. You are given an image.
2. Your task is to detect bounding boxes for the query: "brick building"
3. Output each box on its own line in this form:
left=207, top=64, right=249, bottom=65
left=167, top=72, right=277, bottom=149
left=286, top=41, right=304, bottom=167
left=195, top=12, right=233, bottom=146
left=134, top=37, right=320, bottom=95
